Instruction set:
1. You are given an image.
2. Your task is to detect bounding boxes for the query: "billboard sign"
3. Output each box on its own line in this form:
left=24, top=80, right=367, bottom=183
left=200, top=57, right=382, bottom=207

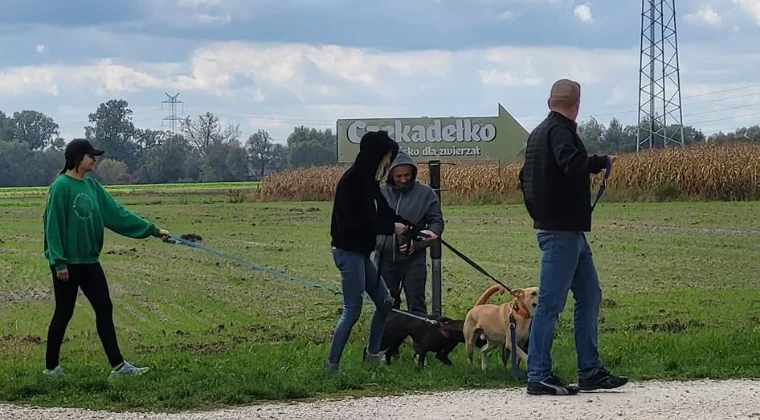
left=336, top=103, right=528, bottom=163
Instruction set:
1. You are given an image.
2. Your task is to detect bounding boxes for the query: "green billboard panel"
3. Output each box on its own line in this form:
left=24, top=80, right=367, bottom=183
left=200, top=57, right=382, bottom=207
left=336, top=103, right=528, bottom=163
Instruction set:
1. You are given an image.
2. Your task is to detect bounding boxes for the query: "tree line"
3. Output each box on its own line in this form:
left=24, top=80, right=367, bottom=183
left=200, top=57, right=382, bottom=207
left=1, top=99, right=760, bottom=187
left=0, top=99, right=337, bottom=187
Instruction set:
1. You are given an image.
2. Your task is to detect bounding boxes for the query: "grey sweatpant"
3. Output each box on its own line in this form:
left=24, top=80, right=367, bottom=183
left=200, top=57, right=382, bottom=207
left=380, top=258, right=428, bottom=314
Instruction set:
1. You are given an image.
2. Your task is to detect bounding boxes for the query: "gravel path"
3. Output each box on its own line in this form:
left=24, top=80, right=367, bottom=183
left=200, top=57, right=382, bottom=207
left=3, top=379, right=760, bottom=420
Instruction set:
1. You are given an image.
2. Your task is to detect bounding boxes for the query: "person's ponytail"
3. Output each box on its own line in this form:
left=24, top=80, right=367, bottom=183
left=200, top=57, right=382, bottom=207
left=58, top=155, right=78, bottom=175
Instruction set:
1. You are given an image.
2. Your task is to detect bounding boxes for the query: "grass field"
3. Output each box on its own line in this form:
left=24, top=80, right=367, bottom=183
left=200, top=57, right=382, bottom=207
left=0, top=181, right=260, bottom=198
left=2, top=190, right=760, bottom=412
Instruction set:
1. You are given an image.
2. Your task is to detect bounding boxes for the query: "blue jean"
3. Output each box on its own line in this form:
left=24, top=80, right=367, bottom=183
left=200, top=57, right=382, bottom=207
left=327, top=247, right=392, bottom=364
left=527, top=230, right=604, bottom=382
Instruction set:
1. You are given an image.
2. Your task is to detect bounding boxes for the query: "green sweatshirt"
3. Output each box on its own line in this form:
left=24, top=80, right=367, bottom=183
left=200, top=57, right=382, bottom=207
left=43, top=174, right=161, bottom=270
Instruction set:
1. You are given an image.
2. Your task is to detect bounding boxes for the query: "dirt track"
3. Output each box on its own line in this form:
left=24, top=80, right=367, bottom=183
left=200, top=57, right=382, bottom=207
left=2, top=379, right=760, bottom=419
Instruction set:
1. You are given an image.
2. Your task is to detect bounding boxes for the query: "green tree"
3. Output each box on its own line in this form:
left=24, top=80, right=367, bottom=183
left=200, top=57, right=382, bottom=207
left=0, top=111, right=15, bottom=142
left=286, top=126, right=336, bottom=168
left=96, top=159, right=129, bottom=185
left=0, top=142, right=32, bottom=186
left=85, top=100, right=139, bottom=170
left=136, top=135, right=196, bottom=183
left=246, top=129, right=277, bottom=177
left=11, top=110, right=60, bottom=150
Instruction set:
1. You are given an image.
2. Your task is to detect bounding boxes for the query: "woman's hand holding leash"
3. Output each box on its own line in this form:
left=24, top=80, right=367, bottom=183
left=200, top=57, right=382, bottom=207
left=394, top=223, right=408, bottom=236
left=398, top=242, right=415, bottom=254
left=158, top=228, right=172, bottom=242
left=419, top=230, right=438, bottom=241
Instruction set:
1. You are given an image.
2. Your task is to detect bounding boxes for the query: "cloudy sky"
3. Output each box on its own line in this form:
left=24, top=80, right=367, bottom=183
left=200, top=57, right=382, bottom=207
left=2, top=0, right=760, bottom=145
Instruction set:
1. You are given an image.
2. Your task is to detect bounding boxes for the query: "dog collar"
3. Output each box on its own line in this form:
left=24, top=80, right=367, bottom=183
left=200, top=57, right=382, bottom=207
left=513, top=304, right=532, bottom=319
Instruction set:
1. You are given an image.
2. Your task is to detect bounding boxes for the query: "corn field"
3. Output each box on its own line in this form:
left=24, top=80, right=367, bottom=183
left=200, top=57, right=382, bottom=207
left=252, top=142, right=760, bottom=203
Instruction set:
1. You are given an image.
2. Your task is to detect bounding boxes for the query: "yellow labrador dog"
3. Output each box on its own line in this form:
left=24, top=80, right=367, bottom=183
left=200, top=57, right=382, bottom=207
left=464, top=284, right=539, bottom=371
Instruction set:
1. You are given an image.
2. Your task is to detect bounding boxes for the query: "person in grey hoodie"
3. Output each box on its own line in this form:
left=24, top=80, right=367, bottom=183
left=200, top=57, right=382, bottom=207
left=374, top=151, right=444, bottom=314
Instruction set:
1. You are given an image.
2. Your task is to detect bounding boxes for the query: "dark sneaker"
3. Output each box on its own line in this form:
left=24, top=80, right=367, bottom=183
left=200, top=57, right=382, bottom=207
left=323, top=361, right=339, bottom=374
left=527, top=373, right=580, bottom=396
left=579, top=368, right=629, bottom=391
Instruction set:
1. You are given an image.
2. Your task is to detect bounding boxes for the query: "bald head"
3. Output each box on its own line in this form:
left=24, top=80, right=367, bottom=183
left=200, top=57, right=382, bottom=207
left=548, top=79, right=581, bottom=120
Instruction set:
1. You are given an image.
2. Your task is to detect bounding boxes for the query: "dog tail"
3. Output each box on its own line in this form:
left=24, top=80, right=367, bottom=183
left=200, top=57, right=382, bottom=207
left=474, top=284, right=506, bottom=306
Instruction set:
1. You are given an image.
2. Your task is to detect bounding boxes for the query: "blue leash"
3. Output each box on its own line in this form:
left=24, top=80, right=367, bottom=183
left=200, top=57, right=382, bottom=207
left=165, top=235, right=438, bottom=325
left=591, top=156, right=612, bottom=212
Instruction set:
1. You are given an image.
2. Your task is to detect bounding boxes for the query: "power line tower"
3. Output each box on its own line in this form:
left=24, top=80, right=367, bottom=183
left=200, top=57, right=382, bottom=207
left=162, top=92, right=184, bottom=135
left=637, top=0, right=685, bottom=152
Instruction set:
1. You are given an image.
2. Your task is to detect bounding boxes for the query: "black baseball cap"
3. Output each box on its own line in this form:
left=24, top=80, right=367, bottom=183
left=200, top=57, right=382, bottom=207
left=65, top=139, right=104, bottom=160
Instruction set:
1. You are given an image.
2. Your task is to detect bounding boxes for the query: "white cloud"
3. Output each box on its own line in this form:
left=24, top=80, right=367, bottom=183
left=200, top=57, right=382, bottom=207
left=686, top=6, right=722, bottom=26
left=3, top=38, right=760, bottom=141
left=573, top=3, right=593, bottom=23
left=0, top=66, right=58, bottom=96
left=176, top=0, right=224, bottom=6
left=732, top=0, right=760, bottom=24
left=35, top=44, right=46, bottom=53
left=497, top=10, right=522, bottom=20
left=173, top=41, right=453, bottom=102
left=141, top=0, right=293, bottom=27
left=482, top=46, right=636, bottom=85
left=605, top=86, right=628, bottom=106
left=479, top=68, right=542, bottom=87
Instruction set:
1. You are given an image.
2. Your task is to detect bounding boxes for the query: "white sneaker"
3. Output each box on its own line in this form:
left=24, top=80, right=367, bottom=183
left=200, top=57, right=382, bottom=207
left=111, top=361, right=149, bottom=377
left=42, top=366, right=63, bottom=377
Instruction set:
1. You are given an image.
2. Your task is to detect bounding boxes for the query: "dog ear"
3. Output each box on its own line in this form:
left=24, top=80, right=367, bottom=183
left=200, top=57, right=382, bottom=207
left=438, top=324, right=451, bottom=338
left=511, top=289, right=524, bottom=298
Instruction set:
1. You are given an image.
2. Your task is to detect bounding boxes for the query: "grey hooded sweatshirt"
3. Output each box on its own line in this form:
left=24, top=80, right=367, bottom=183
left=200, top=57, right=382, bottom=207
left=374, top=151, right=444, bottom=266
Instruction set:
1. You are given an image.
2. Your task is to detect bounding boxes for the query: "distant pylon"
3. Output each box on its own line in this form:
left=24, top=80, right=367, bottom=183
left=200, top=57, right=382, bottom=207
left=637, top=0, right=685, bottom=151
left=162, top=93, right=184, bottom=135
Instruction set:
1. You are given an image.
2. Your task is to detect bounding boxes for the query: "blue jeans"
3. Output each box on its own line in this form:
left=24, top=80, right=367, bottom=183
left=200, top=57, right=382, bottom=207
left=527, top=230, right=604, bottom=382
left=327, top=248, right=392, bottom=364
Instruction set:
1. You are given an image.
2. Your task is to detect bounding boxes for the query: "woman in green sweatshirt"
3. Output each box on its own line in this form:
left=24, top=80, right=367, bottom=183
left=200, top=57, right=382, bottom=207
left=42, top=139, right=171, bottom=377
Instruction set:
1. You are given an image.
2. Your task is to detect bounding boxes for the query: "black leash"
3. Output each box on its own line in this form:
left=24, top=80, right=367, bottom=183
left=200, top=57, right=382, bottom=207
left=439, top=238, right=513, bottom=294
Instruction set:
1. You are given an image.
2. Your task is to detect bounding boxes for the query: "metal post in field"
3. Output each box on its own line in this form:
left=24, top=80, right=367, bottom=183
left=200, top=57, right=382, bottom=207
left=428, top=160, right=442, bottom=317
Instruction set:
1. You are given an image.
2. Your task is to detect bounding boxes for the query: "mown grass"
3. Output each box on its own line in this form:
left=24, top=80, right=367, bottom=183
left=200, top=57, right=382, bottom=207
left=0, top=181, right=260, bottom=198
left=1, top=195, right=760, bottom=412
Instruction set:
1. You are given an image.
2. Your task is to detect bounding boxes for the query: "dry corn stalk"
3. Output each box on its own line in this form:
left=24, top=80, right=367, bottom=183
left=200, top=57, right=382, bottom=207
left=252, top=142, right=760, bottom=202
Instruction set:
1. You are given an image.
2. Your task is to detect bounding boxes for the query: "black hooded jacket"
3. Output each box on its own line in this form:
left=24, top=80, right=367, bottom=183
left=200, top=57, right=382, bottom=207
left=330, top=131, right=408, bottom=256
left=519, top=111, right=609, bottom=232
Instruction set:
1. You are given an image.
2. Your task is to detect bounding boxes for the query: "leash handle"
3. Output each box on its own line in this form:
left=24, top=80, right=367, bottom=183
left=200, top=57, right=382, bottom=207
left=591, top=155, right=612, bottom=212
left=509, top=314, right=519, bottom=381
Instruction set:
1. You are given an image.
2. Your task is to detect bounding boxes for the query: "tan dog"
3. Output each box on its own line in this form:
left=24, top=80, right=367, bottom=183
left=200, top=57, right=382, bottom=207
left=464, top=284, right=539, bottom=371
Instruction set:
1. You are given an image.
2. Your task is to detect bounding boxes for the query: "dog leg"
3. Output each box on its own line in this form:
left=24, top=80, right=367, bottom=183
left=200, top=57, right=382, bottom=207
left=501, top=345, right=510, bottom=370
left=480, top=341, right=491, bottom=371
left=464, top=325, right=477, bottom=366
left=515, top=345, right=529, bottom=366
left=414, top=352, right=428, bottom=368
left=412, top=340, right=428, bottom=369
left=436, top=351, right=454, bottom=366
left=465, top=335, right=477, bottom=366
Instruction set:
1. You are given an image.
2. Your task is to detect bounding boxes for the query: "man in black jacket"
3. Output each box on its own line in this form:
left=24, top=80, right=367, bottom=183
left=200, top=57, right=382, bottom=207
left=519, top=79, right=628, bottom=395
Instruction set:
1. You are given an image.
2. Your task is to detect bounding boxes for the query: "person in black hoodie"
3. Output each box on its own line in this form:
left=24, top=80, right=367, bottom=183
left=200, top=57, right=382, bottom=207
left=519, top=79, right=627, bottom=396
left=325, top=130, right=411, bottom=373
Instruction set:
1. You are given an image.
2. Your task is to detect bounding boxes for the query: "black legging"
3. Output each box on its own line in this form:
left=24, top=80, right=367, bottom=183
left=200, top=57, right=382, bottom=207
left=46, top=263, right=124, bottom=370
